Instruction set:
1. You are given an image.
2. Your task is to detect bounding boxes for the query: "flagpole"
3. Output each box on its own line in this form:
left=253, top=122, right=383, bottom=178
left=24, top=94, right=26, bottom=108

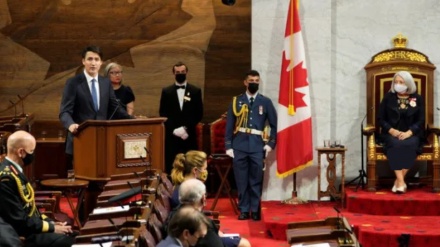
left=280, top=0, right=306, bottom=205
left=282, top=172, right=306, bottom=204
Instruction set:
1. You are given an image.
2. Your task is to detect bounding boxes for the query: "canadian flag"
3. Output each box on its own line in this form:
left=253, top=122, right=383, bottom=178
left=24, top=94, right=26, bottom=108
left=276, top=0, right=313, bottom=178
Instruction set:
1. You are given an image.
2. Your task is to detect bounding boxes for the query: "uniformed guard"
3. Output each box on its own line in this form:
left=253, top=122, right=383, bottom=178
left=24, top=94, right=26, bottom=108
left=0, top=130, right=74, bottom=247
left=225, top=70, right=277, bottom=221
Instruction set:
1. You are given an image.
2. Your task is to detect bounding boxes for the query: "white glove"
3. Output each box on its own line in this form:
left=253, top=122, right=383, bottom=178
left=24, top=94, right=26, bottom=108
left=173, top=126, right=187, bottom=137
left=263, top=145, right=272, bottom=158
left=226, top=149, right=234, bottom=158
left=181, top=133, right=189, bottom=140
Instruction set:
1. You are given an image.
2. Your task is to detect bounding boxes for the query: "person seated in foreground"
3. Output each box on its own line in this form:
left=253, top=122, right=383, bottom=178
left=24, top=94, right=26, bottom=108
left=0, top=130, right=74, bottom=247
left=378, top=71, right=425, bottom=193
left=169, top=150, right=208, bottom=209
left=0, top=216, right=21, bottom=247
left=165, top=178, right=251, bottom=247
left=157, top=205, right=209, bottom=247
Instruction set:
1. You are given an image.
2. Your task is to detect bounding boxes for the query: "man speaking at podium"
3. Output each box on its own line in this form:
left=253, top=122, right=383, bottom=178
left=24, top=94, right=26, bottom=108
left=59, top=45, right=133, bottom=170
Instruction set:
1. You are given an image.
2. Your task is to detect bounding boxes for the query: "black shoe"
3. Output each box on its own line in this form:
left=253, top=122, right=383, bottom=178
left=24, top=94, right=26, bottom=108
left=251, top=212, right=261, bottom=221
left=238, top=212, right=250, bottom=220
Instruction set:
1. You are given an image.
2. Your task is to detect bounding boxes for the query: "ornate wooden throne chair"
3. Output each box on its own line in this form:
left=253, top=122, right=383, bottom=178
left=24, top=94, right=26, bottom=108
left=363, top=34, right=440, bottom=192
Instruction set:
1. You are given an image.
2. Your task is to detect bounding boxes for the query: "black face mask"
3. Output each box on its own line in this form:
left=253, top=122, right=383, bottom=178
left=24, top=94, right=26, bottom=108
left=175, top=74, right=187, bottom=83
left=247, top=83, right=259, bottom=94
left=22, top=151, right=35, bottom=166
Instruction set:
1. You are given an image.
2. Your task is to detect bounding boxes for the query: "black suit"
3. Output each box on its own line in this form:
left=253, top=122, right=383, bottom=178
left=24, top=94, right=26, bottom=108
left=159, top=83, right=203, bottom=173
left=59, top=72, right=132, bottom=157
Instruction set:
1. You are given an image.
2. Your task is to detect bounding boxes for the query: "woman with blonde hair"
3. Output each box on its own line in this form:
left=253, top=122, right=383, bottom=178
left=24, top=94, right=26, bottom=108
left=170, top=150, right=208, bottom=208
left=169, top=151, right=252, bottom=247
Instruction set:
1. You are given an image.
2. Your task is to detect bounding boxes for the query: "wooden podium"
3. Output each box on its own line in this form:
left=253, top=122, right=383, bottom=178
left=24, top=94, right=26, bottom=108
left=73, top=118, right=166, bottom=180
left=72, top=118, right=165, bottom=219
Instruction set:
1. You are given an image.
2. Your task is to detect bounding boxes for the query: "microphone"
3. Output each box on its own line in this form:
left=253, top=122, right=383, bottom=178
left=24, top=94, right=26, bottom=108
left=9, top=100, right=17, bottom=117
left=116, top=98, right=127, bottom=108
left=17, top=94, right=24, bottom=115
left=109, top=214, right=131, bottom=244
left=333, top=206, right=342, bottom=230
left=144, top=146, right=153, bottom=177
left=133, top=170, right=143, bottom=189
left=361, top=106, right=374, bottom=127
left=333, top=207, right=354, bottom=245
left=109, top=98, right=121, bottom=120
left=108, top=218, right=120, bottom=232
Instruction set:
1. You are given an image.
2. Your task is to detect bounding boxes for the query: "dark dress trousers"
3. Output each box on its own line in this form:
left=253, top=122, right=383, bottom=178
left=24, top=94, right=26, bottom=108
left=225, top=93, right=277, bottom=214
left=0, top=216, right=21, bottom=247
left=159, top=83, right=203, bottom=173
left=0, top=159, right=74, bottom=247
left=59, top=73, right=132, bottom=156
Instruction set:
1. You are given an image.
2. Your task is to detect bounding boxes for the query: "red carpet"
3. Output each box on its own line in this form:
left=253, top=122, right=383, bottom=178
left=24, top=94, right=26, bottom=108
left=263, top=187, right=440, bottom=247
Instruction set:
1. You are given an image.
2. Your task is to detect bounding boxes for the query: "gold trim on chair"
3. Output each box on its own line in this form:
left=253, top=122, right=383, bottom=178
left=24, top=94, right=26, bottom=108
left=364, top=34, right=440, bottom=192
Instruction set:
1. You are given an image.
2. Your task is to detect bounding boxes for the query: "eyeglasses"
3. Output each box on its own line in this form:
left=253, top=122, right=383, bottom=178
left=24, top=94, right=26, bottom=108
left=109, top=71, right=123, bottom=76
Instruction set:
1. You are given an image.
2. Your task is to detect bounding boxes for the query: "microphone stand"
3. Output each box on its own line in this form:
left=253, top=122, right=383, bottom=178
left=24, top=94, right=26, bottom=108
left=17, top=94, right=24, bottom=115
left=9, top=100, right=17, bottom=117
left=144, top=145, right=153, bottom=177
left=109, top=99, right=121, bottom=120
left=345, top=112, right=368, bottom=191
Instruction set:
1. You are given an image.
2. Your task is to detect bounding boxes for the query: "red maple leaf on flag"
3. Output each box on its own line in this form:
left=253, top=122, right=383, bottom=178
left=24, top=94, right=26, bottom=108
left=278, top=55, right=308, bottom=110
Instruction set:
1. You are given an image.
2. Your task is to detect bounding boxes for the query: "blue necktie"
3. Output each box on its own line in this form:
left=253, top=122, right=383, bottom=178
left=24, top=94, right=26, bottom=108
left=250, top=97, right=254, bottom=107
left=91, top=79, right=98, bottom=111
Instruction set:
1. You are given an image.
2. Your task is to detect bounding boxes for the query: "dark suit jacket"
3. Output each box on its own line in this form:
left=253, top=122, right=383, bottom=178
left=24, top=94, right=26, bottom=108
left=378, top=92, right=425, bottom=138
left=59, top=72, right=132, bottom=155
left=159, top=82, right=203, bottom=172
left=157, top=235, right=182, bottom=247
left=159, top=83, right=203, bottom=140
left=378, top=92, right=425, bottom=152
left=225, top=93, right=277, bottom=153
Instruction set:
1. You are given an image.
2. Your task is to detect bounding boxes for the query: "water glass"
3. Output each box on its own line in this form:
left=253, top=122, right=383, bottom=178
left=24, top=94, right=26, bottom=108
left=67, top=169, right=75, bottom=182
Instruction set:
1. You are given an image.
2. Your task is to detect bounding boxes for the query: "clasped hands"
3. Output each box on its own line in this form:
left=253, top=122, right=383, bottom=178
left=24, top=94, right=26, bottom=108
left=53, top=221, right=73, bottom=235
left=390, top=128, right=413, bottom=140
left=173, top=126, right=188, bottom=140
left=226, top=145, right=272, bottom=158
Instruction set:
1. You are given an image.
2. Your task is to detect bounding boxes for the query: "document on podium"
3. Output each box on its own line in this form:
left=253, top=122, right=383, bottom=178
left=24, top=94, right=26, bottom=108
left=72, top=242, right=112, bottom=247
left=92, top=205, right=130, bottom=215
left=291, top=244, right=331, bottom=247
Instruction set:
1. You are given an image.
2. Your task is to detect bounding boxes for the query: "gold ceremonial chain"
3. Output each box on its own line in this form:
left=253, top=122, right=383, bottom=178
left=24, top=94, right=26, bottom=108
left=232, top=96, right=249, bottom=134
left=11, top=173, right=36, bottom=216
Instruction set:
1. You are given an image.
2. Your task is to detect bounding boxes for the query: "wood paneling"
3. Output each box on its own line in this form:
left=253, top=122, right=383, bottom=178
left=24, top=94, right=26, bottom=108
left=0, top=0, right=251, bottom=123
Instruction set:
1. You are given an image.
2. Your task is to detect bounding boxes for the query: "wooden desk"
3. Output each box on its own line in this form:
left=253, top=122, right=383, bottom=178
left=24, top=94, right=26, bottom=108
left=316, top=147, right=347, bottom=205
left=41, top=178, right=89, bottom=229
left=287, top=217, right=358, bottom=246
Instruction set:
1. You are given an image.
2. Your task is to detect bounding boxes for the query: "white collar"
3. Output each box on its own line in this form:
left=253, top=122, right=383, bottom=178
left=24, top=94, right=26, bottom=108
left=84, top=70, right=97, bottom=83
left=246, top=92, right=258, bottom=100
